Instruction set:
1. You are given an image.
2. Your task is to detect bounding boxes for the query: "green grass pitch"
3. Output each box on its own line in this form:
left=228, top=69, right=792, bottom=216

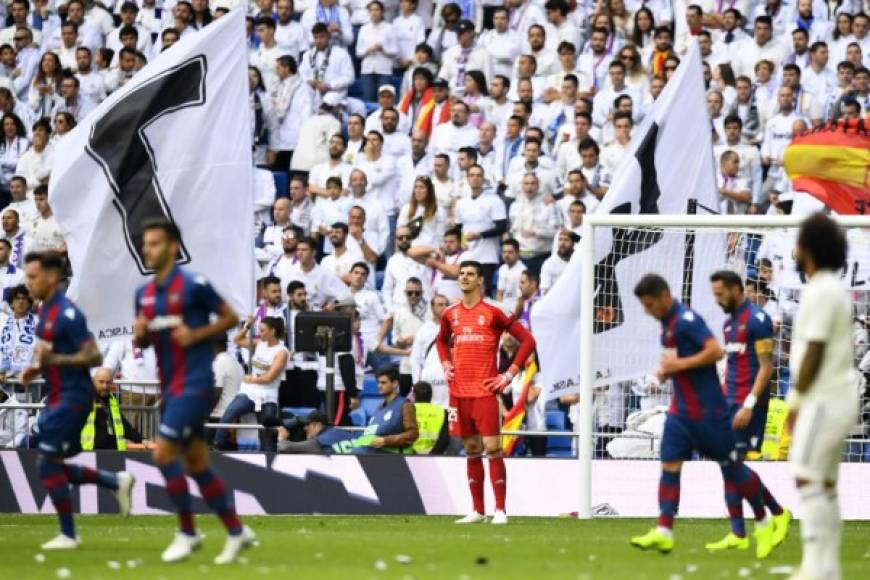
left=2, top=515, right=869, bottom=579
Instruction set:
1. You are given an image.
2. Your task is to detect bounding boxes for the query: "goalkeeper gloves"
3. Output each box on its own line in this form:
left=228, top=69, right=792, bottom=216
left=483, top=364, right=519, bottom=394
left=442, top=361, right=455, bottom=382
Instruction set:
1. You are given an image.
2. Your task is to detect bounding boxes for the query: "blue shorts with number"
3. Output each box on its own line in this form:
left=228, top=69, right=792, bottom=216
left=159, top=394, right=211, bottom=444
left=730, top=403, right=767, bottom=455
left=37, top=405, right=90, bottom=458
left=660, top=412, right=738, bottom=463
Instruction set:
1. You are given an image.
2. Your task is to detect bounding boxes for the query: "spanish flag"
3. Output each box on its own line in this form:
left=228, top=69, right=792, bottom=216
left=398, top=87, right=449, bottom=135
left=501, top=360, right=538, bottom=456
left=783, top=118, right=870, bottom=215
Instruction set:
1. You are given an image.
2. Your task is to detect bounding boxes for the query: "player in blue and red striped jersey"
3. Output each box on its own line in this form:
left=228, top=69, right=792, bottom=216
left=629, top=274, right=778, bottom=558
left=21, top=252, right=134, bottom=551
left=706, top=270, right=792, bottom=554
left=133, top=219, right=254, bottom=565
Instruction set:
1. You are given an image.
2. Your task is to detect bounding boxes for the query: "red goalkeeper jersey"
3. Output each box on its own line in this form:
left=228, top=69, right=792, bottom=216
left=436, top=299, right=536, bottom=398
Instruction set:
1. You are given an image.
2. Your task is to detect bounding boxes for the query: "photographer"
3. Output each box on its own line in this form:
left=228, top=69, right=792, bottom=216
left=276, top=410, right=353, bottom=454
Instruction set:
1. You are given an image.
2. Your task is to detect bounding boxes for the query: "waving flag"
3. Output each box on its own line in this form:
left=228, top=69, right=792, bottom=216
left=502, top=361, right=538, bottom=456
left=49, top=9, right=254, bottom=342
left=531, top=41, right=721, bottom=405
left=783, top=118, right=870, bottom=215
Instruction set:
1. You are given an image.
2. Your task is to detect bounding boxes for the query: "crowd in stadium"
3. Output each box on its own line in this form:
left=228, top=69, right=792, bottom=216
left=0, top=0, right=867, bottom=456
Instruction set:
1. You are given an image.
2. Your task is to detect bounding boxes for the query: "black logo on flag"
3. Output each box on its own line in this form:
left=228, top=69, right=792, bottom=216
left=593, top=122, right=664, bottom=333
left=86, top=56, right=208, bottom=274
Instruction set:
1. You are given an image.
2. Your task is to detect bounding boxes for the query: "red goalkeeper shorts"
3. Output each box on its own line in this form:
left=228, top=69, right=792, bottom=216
left=449, top=395, right=500, bottom=438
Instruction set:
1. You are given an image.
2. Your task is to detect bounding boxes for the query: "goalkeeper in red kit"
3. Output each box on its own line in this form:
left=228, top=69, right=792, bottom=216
left=436, top=261, right=536, bottom=525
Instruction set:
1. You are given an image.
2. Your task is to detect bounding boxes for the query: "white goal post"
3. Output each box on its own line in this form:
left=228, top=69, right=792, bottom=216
left=576, top=214, right=870, bottom=519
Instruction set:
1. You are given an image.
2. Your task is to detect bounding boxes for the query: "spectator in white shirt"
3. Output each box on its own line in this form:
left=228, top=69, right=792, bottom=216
left=454, top=164, right=507, bottom=292
left=760, top=86, right=804, bottom=203
left=397, top=175, right=448, bottom=248
left=732, top=16, right=786, bottom=80
left=801, top=42, right=836, bottom=105
left=299, top=22, right=355, bottom=111
left=509, top=173, right=561, bottom=272
left=354, top=129, right=399, bottom=221
left=439, top=19, right=492, bottom=97
left=380, top=107, right=412, bottom=161
left=317, top=220, right=361, bottom=281
left=0, top=238, right=23, bottom=303
left=377, top=276, right=427, bottom=391
left=364, top=85, right=411, bottom=135
left=577, top=27, right=614, bottom=92
left=506, top=137, right=557, bottom=199
left=394, top=0, right=426, bottom=70
left=714, top=115, right=763, bottom=204
left=592, top=60, right=639, bottom=128
left=481, top=7, right=522, bottom=79
left=108, top=3, right=153, bottom=56
left=287, top=237, right=351, bottom=309
left=430, top=100, right=480, bottom=164
left=505, top=0, right=547, bottom=40
left=496, top=238, right=527, bottom=314
left=14, top=120, right=52, bottom=195
left=252, top=17, right=290, bottom=89
left=267, top=55, right=310, bottom=171
left=601, top=111, right=632, bottom=177
left=347, top=262, right=389, bottom=354
left=382, top=224, right=432, bottom=311
left=75, top=48, right=106, bottom=105
left=300, top=0, right=354, bottom=48
left=717, top=150, right=751, bottom=215
left=56, top=76, right=96, bottom=123
left=356, top=0, right=397, bottom=102
left=540, top=230, right=574, bottom=293
left=259, top=197, right=292, bottom=265
left=6, top=176, right=35, bottom=226
left=781, top=63, right=824, bottom=126
left=308, top=134, right=352, bottom=198
left=346, top=169, right=389, bottom=258
left=558, top=169, right=599, bottom=217
left=275, top=0, right=308, bottom=59
left=1, top=209, right=28, bottom=268
left=553, top=199, right=584, bottom=255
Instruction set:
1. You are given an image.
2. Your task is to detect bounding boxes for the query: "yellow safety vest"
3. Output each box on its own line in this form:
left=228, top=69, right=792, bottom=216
left=412, top=402, right=446, bottom=455
left=755, top=398, right=791, bottom=461
left=81, top=395, right=127, bottom=451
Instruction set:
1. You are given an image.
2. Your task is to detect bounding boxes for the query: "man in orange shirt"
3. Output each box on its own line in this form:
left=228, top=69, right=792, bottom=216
left=436, top=261, right=536, bottom=525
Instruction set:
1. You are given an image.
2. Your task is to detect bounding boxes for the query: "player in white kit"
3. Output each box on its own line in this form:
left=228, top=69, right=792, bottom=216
left=787, top=213, right=859, bottom=580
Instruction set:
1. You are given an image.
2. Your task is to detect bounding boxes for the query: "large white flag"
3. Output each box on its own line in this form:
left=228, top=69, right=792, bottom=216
left=50, top=8, right=254, bottom=341
left=531, top=42, right=720, bottom=404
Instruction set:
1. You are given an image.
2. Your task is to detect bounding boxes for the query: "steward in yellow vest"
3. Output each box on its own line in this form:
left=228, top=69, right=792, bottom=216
left=410, top=382, right=449, bottom=455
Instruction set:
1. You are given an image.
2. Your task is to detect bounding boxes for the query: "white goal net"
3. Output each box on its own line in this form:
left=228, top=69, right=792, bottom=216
left=576, top=214, right=870, bottom=517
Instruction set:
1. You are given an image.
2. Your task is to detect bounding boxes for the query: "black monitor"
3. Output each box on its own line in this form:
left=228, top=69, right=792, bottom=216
left=294, top=312, right=352, bottom=353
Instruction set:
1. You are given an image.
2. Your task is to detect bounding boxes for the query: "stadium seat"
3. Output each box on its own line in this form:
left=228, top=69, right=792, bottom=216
left=388, top=75, right=403, bottom=95
left=364, top=101, right=379, bottom=114
left=272, top=171, right=289, bottom=199
left=348, top=78, right=365, bottom=100
left=350, top=408, right=367, bottom=427
left=281, top=407, right=317, bottom=421
left=546, top=410, right=573, bottom=457
left=362, top=376, right=379, bottom=395
left=359, top=394, right=383, bottom=420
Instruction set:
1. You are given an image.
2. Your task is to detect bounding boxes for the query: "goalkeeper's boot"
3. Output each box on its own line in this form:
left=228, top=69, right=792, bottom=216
left=161, top=531, right=203, bottom=563
left=754, top=520, right=776, bottom=559
left=455, top=511, right=487, bottom=524
left=705, top=532, right=750, bottom=551
left=772, top=508, right=793, bottom=547
left=115, top=471, right=135, bottom=517
left=41, top=534, right=80, bottom=550
left=214, top=525, right=257, bottom=565
left=630, top=528, right=674, bottom=553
